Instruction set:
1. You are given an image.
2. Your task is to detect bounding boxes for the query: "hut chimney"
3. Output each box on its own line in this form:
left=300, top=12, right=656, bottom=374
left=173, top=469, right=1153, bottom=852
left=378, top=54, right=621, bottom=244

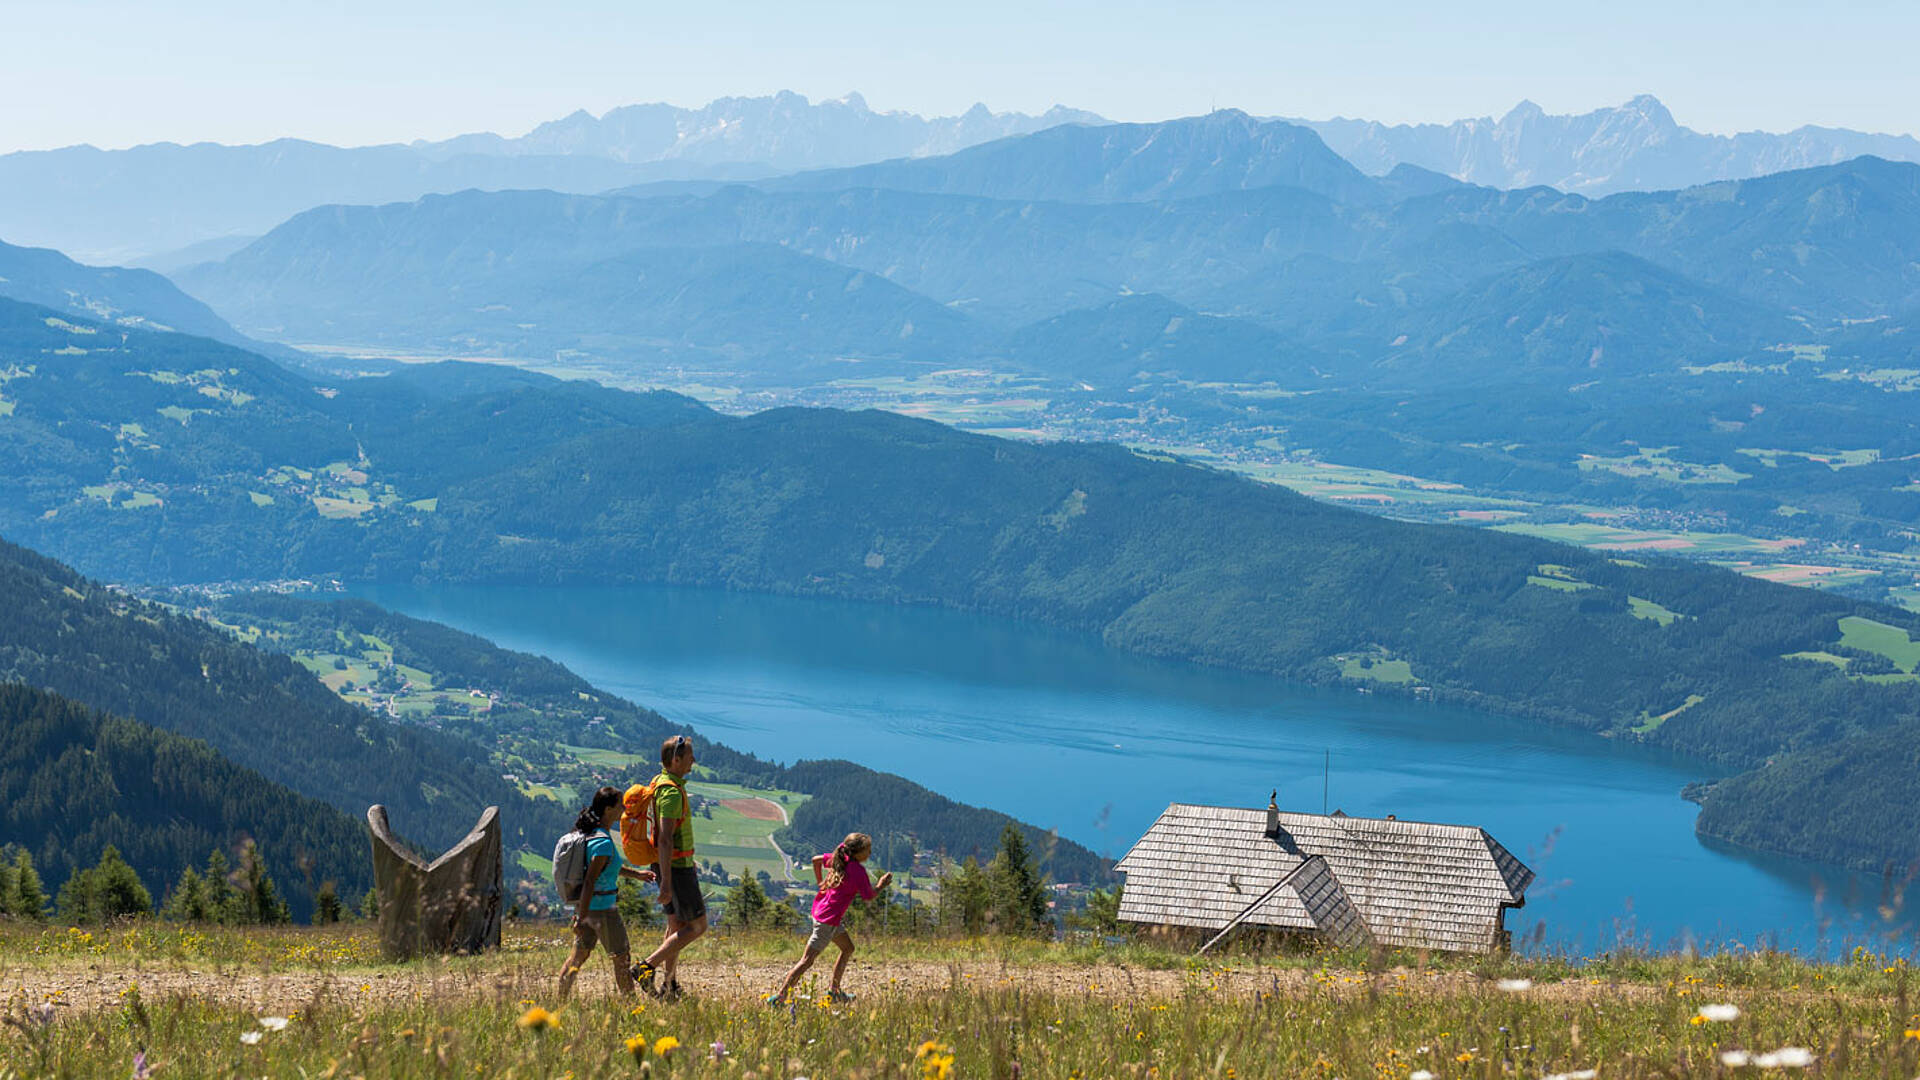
left=1265, top=790, right=1279, bottom=838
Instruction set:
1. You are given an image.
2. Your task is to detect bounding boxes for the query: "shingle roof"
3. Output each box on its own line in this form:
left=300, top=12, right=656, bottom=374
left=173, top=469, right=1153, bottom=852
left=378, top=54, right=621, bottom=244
left=1115, top=803, right=1534, bottom=954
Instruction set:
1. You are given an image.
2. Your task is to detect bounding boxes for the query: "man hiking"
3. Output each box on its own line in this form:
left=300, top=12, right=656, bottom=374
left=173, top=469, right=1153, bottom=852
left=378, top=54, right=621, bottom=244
left=632, top=734, right=705, bottom=996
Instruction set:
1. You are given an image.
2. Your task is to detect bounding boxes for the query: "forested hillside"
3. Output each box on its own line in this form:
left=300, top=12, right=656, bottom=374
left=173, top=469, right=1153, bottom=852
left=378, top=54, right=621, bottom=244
left=0, top=536, right=570, bottom=856
left=0, top=683, right=370, bottom=920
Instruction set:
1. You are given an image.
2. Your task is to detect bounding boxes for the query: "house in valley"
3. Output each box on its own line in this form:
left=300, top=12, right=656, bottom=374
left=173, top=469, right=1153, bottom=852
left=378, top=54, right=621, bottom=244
left=1114, top=795, right=1534, bottom=954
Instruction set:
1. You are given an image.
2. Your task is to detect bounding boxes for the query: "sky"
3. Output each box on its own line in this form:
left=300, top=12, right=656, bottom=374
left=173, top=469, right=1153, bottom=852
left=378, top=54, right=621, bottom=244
left=3, top=0, right=1917, bottom=153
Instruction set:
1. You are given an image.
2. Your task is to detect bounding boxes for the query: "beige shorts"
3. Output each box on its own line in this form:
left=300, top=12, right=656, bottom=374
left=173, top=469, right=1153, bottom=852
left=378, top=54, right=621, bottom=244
left=804, top=919, right=850, bottom=955
left=575, top=908, right=631, bottom=957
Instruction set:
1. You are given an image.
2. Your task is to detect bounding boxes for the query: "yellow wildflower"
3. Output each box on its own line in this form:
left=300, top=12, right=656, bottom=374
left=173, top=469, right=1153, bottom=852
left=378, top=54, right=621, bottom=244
left=626, top=1035, right=648, bottom=1063
left=1455, top=1052, right=1474, bottom=1063
left=516, top=1007, right=558, bottom=1032
left=653, top=1035, right=681, bottom=1057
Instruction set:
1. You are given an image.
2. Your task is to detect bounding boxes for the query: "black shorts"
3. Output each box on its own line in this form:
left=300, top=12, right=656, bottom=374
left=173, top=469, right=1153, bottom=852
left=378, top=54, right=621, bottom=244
left=661, top=866, right=706, bottom=921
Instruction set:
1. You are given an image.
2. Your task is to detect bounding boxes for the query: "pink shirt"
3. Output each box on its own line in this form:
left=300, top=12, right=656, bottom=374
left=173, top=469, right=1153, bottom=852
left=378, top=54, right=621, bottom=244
left=810, top=856, right=875, bottom=924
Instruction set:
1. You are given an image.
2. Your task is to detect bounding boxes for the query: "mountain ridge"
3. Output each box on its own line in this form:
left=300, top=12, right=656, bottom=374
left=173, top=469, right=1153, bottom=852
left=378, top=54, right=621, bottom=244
left=1296, top=94, right=1920, bottom=196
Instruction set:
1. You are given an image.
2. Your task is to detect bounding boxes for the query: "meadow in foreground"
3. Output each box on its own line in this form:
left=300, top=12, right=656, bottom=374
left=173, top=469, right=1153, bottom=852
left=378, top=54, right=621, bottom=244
left=4, top=921, right=1920, bottom=1078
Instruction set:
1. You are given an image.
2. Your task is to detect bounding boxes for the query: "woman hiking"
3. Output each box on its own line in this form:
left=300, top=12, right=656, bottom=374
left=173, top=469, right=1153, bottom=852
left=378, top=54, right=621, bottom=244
left=766, top=831, right=892, bottom=1005
left=557, top=786, right=655, bottom=1000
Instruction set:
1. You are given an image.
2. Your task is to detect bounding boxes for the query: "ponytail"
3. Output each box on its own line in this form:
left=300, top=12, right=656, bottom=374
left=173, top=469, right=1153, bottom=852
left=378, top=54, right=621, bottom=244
left=574, top=785, right=622, bottom=835
left=820, top=832, right=872, bottom=891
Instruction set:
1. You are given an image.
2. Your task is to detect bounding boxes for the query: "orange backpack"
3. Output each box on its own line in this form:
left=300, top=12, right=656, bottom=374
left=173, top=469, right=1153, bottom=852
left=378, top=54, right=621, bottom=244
left=620, top=781, right=661, bottom=866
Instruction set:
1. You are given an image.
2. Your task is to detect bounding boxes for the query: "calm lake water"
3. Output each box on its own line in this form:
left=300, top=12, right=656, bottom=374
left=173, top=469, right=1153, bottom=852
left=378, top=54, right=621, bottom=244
left=352, top=581, right=1914, bottom=956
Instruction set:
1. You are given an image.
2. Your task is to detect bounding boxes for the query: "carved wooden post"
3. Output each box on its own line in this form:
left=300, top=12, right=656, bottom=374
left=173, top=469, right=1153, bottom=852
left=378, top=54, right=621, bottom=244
left=367, top=804, right=503, bottom=959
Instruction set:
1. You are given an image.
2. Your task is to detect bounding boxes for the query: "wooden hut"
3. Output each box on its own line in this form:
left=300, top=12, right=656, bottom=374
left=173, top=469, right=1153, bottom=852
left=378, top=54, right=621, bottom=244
left=1114, top=795, right=1533, bottom=954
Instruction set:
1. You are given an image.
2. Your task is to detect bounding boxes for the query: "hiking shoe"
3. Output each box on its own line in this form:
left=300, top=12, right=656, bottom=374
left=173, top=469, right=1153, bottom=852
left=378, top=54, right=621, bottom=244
left=629, top=960, right=658, bottom=995
left=827, top=989, right=855, bottom=1004
left=762, top=992, right=787, bottom=1008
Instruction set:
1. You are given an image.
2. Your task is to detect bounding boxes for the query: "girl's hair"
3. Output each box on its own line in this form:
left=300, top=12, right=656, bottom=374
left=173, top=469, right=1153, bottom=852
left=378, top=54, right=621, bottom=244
left=575, top=786, right=622, bottom=835
left=821, top=832, right=873, bottom=891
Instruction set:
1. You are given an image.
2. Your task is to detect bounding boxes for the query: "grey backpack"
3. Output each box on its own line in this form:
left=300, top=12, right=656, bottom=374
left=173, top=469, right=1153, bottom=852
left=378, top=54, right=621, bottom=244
left=552, top=830, right=593, bottom=903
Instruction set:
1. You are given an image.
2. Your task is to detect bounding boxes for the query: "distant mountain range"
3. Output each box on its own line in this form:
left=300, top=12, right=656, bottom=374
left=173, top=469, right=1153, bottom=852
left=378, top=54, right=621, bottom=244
left=0, top=93, right=1101, bottom=264
left=1295, top=95, right=1920, bottom=196
left=416, top=90, right=1103, bottom=169
left=173, top=112, right=1920, bottom=388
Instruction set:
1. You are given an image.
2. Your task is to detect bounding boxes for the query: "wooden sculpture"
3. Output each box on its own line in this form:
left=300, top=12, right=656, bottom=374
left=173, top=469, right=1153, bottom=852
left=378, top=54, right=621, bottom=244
left=366, top=804, right=503, bottom=959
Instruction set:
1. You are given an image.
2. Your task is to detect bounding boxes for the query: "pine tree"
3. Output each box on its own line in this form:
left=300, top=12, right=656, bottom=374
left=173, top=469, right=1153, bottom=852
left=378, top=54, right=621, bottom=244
left=0, top=850, right=17, bottom=916
left=1072, top=884, right=1123, bottom=934
left=13, top=850, right=47, bottom=920
left=987, top=825, right=1051, bottom=936
left=938, top=857, right=991, bottom=935
left=203, top=850, right=240, bottom=924
left=359, top=886, right=380, bottom=921
left=729, top=864, right=770, bottom=928
left=58, top=846, right=152, bottom=923
left=616, top=878, right=659, bottom=928
left=161, top=866, right=214, bottom=922
left=313, top=881, right=343, bottom=925
left=236, top=841, right=291, bottom=924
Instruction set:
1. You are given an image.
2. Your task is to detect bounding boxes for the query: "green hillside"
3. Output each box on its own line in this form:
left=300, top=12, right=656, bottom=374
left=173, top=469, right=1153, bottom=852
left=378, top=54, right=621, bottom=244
left=0, top=534, right=571, bottom=858
left=0, top=682, right=370, bottom=920
left=3, top=303, right=1919, bottom=871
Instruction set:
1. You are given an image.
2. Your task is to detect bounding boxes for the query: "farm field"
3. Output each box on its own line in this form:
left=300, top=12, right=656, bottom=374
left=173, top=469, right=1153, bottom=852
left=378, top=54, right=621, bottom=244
left=3, top=921, right=1918, bottom=1079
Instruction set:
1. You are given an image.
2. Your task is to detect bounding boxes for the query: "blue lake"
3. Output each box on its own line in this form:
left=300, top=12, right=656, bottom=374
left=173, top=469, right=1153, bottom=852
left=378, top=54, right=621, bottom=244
left=351, top=581, right=1914, bottom=956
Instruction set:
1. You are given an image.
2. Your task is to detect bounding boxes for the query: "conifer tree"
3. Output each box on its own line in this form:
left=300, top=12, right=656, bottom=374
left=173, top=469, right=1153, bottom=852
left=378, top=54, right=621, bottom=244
left=312, top=881, right=343, bottom=925
left=359, top=886, right=379, bottom=921
left=616, top=878, right=659, bottom=928
left=730, top=864, right=770, bottom=928
left=161, top=866, right=214, bottom=922
left=12, top=850, right=47, bottom=920
left=987, top=825, right=1051, bottom=936
left=938, top=857, right=991, bottom=935
left=0, top=851, right=17, bottom=916
left=236, top=841, right=291, bottom=924
left=58, top=846, right=152, bottom=923
left=203, top=850, right=239, bottom=924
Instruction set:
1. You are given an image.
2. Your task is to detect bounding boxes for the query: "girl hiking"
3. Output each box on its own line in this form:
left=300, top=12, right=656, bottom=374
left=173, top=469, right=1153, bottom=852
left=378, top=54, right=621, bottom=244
left=766, top=832, right=892, bottom=1005
left=558, top=786, right=655, bottom=1001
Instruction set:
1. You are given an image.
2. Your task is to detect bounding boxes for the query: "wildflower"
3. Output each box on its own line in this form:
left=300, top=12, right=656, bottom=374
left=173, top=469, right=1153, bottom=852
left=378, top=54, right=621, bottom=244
left=629, top=1003, right=647, bottom=1016
left=259, top=1017, right=290, bottom=1031
left=626, top=1035, right=648, bottom=1064
left=1541, top=1072, right=1597, bottom=1080
left=240, top=1031, right=264, bottom=1046
left=710, top=1040, right=728, bottom=1062
left=28, top=1002, right=56, bottom=1027
left=1754, top=1048, right=1814, bottom=1069
left=653, top=1035, right=681, bottom=1057
left=1410, top=1072, right=1436, bottom=1080
left=1496, top=978, right=1533, bottom=992
left=1721, top=1051, right=1752, bottom=1067
left=131, top=1051, right=152, bottom=1080
left=1455, top=1052, right=1474, bottom=1063
left=1905, top=1029, right=1920, bottom=1040
left=516, top=1007, right=559, bottom=1032
left=1697, top=1004, right=1740, bottom=1022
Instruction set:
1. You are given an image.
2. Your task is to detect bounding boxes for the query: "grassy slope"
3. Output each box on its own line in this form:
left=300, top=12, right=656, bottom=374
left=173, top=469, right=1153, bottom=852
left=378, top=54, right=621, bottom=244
left=2, top=922, right=1916, bottom=1078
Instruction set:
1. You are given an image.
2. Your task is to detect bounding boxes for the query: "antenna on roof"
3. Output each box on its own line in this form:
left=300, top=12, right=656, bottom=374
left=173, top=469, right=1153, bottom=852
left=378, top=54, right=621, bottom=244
left=1322, top=749, right=1330, bottom=815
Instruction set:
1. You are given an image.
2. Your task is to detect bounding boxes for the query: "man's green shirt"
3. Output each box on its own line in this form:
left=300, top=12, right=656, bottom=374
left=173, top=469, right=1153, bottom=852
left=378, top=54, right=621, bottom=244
left=651, top=772, right=697, bottom=868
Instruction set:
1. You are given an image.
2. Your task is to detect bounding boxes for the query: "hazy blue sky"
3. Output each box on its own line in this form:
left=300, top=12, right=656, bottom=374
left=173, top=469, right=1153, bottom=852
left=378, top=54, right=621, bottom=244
left=4, top=0, right=1916, bottom=153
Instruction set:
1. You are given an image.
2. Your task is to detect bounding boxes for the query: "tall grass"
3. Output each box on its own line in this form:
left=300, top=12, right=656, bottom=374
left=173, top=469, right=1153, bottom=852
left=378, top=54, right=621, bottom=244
left=4, top=920, right=1919, bottom=1077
